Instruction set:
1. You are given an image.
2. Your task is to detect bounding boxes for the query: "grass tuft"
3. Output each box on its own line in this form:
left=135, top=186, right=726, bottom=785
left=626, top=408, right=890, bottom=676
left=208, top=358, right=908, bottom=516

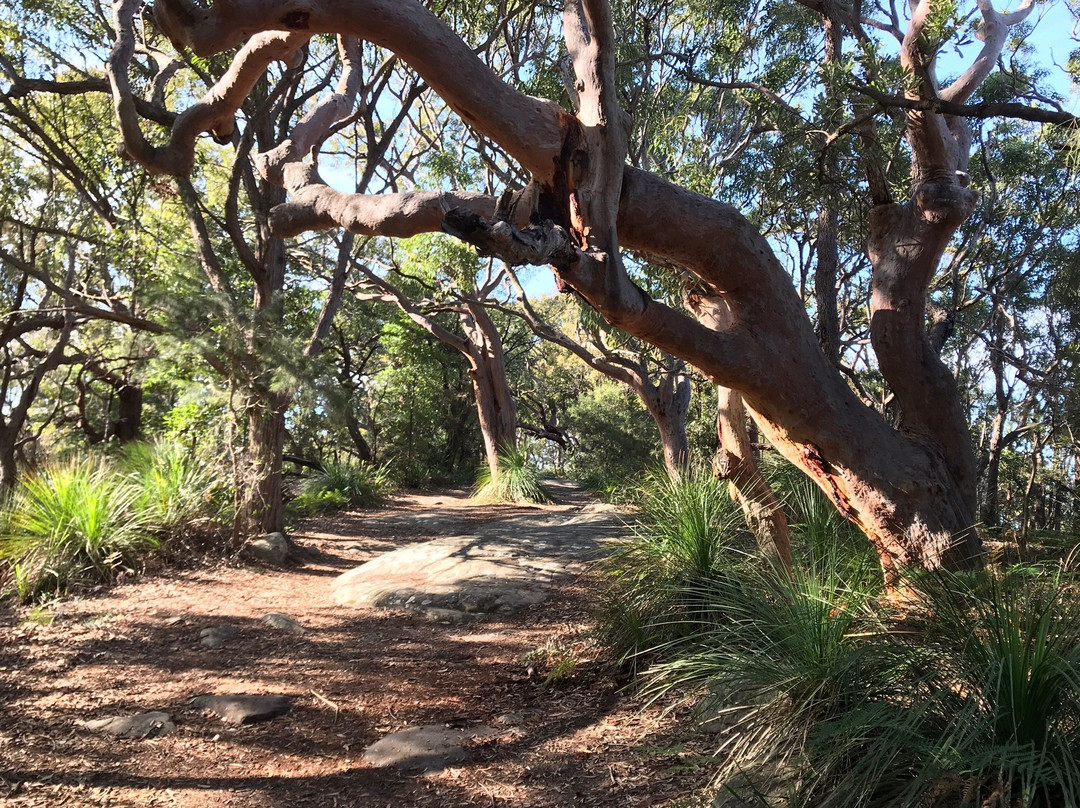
left=595, top=462, right=754, bottom=665
left=119, top=440, right=226, bottom=534
left=291, top=459, right=393, bottom=515
left=0, top=457, right=156, bottom=602
left=474, top=445, right=551, bottom=504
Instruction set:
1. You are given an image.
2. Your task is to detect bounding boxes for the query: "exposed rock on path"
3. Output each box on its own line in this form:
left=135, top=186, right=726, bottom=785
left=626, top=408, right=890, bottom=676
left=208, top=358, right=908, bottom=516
left=331, top=509, right=622, bottom=618
left=361, top=724, right=500, bottom=772
left=190, top=693, right=292, bottom=725
left=81, top=711, right=175, bottom=739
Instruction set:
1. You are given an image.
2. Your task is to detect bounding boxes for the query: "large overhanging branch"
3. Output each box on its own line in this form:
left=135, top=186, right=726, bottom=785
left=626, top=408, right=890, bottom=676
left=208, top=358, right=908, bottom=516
left=939, top=0, right=1035, bottom=105
left=255, top=35, right=363, bottom=188
left=108, top=0, right=309, bottom=176
left=131, top=0, right=879, bottom=441
left=149, top=0, right=568, bottom=180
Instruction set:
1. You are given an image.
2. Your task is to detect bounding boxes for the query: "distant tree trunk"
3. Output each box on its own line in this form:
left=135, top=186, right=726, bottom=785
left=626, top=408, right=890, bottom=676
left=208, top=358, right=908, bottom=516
left=239, top=174, right=289, bottom=539
left=980, top=410, right=1006, bottom=531
left=0, top=439, right=18, bottom=497
left=74, top=359, right=143, bottom=445
left=978, top=293, right=1010, bottom=531
left=814, top=15, right=843, bottom=367
left=344, top=411, right=374, bottom=462
left=640, top=360, right=691, bottom=474
left=114, top=383, right=143, bottom=443
left=460, top=302, right=517, bottom=479
left=692, top=293, right=791, bottom=568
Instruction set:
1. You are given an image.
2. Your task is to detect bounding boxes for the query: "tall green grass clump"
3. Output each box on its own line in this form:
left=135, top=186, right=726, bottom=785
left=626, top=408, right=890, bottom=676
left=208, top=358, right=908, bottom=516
left=636, top=558, right=1080, bottom=807
left=901, top=566, right=1080, bottom=807
left=474, top=445, right=551, bottom=504
left=597, top=455, right=1080, bottom=805
left=0, top=457, right=156, bottom=602
left=119, top=440, right=226, bottom=533
left=291, top=459, right=393, bottom=515
left=597, top=463, right=754, bottom=663
left=642, top=550, right=908, bottom=807
left=765, top=453, right=880, bottom=585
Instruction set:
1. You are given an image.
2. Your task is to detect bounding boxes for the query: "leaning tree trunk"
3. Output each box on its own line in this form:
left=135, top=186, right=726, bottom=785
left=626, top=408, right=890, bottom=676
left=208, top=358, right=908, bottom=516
left=460, top=303, right=517, bottom=480
left=116, top=0, right=1019, bottom=578
left=344, top=411, right=374, bottom=462
left=691, top=294, right=791, bottom=567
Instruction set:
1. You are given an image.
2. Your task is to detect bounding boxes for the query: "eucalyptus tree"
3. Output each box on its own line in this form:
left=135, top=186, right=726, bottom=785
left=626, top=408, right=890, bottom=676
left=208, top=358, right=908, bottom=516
left=61, top=0, right=1072, bottom=575
left=0, top=59, right=167, bottom=490
left=350, top=239, right=521, bottom=481
left=944, top=122, right=1080, bottom=533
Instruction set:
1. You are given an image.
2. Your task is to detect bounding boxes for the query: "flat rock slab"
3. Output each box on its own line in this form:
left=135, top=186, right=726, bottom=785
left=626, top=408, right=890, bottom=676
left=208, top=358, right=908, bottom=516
left=191, top=694, right=291, bottom=725
left=262, top=613, right=306, bottom=634
left=82, top=711, right=175, bottom=739
left=332, top=511, right=622, bottom=617
left=361, top=725, right=497, bottom=772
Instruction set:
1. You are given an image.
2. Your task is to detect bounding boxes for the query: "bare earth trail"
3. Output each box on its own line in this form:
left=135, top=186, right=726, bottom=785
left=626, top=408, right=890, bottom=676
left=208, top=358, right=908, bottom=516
left=0, top=484, right=716, bottom=807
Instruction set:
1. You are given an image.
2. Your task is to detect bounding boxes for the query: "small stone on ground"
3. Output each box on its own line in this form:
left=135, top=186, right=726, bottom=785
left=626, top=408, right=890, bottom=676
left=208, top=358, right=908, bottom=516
left=198, top=623, right=239, bottom=649
left=190, top=694, right=292, bottom=725
left=245, top=532, right=290, bottom=565
left=361, top=724, right=498, bottom=772
left=81, top=711, right=175, bottom=739
left=262, top=613, right=305, bottom=634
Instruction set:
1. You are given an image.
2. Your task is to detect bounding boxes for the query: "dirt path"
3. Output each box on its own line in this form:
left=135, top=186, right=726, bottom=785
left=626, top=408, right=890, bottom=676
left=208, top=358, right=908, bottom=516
left=0, top=487, right=717, bottom=807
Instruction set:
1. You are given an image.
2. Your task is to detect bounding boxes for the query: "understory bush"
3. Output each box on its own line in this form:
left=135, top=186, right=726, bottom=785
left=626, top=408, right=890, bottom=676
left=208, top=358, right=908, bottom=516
left=1, top=442, right=231, bottom=602
left=290, top=459, right=393, bottom=516
left=473, top=444, right=551, bottom=504
left=0, top=457, right=157, bottom=602
left=598, top=459, right=1080, bottom=806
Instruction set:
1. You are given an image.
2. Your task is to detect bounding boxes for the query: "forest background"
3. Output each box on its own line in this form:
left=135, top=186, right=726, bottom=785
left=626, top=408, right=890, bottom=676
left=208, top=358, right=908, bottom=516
left=0, top=0, right=1078, bottom=590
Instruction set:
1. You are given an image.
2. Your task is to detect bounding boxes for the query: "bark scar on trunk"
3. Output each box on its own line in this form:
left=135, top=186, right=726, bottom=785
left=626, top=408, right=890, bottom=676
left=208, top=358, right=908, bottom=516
left=801, top=443, right=860, bottom=523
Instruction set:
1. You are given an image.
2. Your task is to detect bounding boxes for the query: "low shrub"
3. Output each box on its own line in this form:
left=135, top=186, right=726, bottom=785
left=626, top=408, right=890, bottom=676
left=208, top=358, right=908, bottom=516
left=474, top=445, right=551, bottom=504
left=288, top=488, right=350, bottom=517
left=0, top=457, right=157, bottom=602
left=901, top=566, right=1080, bottom=807
left=292, top=459, right=393, bottom=515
